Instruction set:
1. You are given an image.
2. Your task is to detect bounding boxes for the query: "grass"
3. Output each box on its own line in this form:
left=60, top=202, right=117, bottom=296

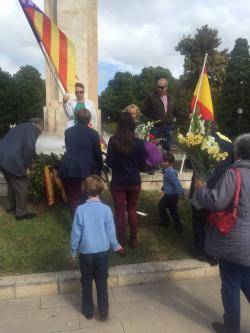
left=0, top=191, right=193, bottom=276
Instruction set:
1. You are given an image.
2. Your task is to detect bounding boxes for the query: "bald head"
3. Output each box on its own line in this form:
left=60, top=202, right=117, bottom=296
left=157, top=78, right=168, bottom=86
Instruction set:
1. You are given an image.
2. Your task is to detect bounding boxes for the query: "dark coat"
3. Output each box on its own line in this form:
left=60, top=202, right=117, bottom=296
left=106, top=138, right=146, bottom=186
left=207, top=132, right=234, bottom=189
left=58, top=124, right=103, bottom=179
left=141, top=92, right=186, bottom=126
left=0, top=122, right=40, bottom=177
left=194, top=160, right=250, bottom=266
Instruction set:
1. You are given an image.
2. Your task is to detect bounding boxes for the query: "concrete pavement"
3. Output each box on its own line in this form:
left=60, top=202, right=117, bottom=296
left=0, top=277, right=249, bottom=333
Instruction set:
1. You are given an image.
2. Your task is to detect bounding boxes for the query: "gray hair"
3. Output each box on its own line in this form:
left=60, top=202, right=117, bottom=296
left=28, top=118, right=43, bottom=126
left=234, top=133, right=250, bottom=160
left=157, top=78, right=168, bottom=86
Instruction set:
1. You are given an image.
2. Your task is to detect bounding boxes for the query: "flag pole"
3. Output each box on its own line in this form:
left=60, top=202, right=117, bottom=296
left=38, top=42, right=65, bottom=96
left=18, top=0, right=66, bottom=96
left=179, top=53, right=208, bottom=174
left=188, top=53, right=208, bottom=134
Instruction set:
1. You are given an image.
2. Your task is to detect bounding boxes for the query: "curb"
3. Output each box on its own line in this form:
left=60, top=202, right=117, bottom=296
left=0, top=259, right=219, bottom=301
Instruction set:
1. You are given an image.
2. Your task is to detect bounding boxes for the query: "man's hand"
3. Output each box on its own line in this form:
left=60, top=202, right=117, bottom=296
left=70, top=256, right=77, bottom=263
left=194, top=177, right=204, bottom=189
left=63, top=94, right=70, bottom=104
left=30, top=161, right=36, bottom=170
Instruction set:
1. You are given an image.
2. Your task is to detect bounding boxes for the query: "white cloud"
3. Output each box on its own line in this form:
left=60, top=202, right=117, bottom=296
left=0, top=0, right=44, bottom=75
left=1, top=0, right=250, bottom=89
left=98, top=0, right=250, bottom=79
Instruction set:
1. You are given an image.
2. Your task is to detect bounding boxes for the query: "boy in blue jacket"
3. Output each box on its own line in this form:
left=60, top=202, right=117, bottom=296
left=70, top=175, right=124, bottom=321
left=158, top=153, right=184, bottom=233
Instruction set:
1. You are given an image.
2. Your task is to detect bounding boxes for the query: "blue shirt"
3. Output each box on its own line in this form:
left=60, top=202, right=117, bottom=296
left=162, top=167, right=184, bottom=195
left=70, top=199, right=120, bottom=256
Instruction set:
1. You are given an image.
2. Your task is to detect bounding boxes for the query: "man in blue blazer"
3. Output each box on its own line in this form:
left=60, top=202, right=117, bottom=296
left=0, top=118, right=43, bottom=220
left=58, top=108, right=103, bottom=216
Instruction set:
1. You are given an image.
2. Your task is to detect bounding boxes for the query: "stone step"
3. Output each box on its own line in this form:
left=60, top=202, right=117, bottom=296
left=0, top=259, right=219, bottom=300
left=141, top=171, right=192, bottom=191
left=0, top=171, right=192, bottom=197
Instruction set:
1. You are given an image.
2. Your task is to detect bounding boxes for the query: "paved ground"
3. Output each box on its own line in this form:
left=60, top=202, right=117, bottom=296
left=0, top=277, right=249, bottom=333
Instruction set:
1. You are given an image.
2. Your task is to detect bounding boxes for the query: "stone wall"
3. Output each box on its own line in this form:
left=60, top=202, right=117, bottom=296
left=0, top=172, right=192, bottom=198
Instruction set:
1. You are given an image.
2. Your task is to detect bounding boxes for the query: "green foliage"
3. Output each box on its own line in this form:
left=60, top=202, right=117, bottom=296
left=99, top=71, right=137, bottom=121
left=0, top=68, right=16, bottom=138
left=176, top=25, right=229, bottom=114
left=29, top=153, right=62, bottom=202
left=99, top=66, right=175, bottom=121
left=135, top=66, right=174, bottom=102
left=13, top=65, right=45, bottom=122
left=0, top=66, right=45, bottom=139
left=176, top=25, right=228, bottom=89
left=217, top=38, right=250, bottom=137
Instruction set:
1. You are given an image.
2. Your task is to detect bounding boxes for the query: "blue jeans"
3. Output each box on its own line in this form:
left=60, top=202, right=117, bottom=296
left=79, top=251, right=109, bottom=316
left=219, top=260, right=250, bottom=333
left=151, top=124, right=172, bottom=151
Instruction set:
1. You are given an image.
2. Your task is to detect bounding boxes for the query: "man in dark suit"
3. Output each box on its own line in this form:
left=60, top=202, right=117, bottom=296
left=142, top=78, right=186, bottom=151
left=58, top=108, right=103, bottom=217
left=0, top=118, right=43, bottom=220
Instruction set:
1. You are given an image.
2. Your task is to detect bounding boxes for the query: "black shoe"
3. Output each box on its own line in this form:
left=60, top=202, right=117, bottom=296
left=191, top=251, right=207, bottom=262
left=206, top=256, right=218, bottom=267
left=100, top=310, right=109, bottom=321
left=16, top=213, right=36, bottom=220
left=81, top=308, right=93, bottom=320
left=174, top=224, right=183, bottom=234
left=212, top=322, right=231, bottom=333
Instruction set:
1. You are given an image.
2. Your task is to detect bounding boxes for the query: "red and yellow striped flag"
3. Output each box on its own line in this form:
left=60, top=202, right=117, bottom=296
left=191, top=67, right=214, bottom=121
left=19, top=0, right=76, bottom=94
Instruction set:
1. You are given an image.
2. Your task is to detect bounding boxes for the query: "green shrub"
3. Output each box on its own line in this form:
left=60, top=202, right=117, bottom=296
left=29, top=153, right=62, bottom=201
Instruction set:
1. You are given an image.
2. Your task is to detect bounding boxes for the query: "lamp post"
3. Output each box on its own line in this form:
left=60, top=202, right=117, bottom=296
left=237, top=107, right=243, bottom=134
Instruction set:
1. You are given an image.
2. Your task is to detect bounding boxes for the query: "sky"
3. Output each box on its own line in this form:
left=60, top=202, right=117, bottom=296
left=1, top=0, right=250, bottom=93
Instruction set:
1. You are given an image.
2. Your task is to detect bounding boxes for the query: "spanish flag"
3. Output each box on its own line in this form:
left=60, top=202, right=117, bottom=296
left=191, top=67, right=214, bottom=121
left=19, top=0, right=76, bottom=94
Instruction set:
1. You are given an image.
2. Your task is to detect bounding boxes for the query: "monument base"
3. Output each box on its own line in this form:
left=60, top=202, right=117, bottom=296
left=36, top=132, right=65, bottom=155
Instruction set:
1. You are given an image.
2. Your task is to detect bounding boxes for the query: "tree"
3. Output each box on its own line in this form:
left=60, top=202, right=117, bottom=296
left=99, top=66, right=175, bottom=121
left=217, top=38, right=250, bottom=137
left=99, top=71, right=137, bottom=121
left=0, top=68, right=15, bottom=138
left=135, top=66, right=174, bottom=103
left=13, top=65, right=45, bottom=123
left=176, top=25, right=228, bottom=112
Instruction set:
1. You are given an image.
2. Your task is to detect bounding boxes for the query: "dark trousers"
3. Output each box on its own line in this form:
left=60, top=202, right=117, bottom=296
left=111, top=184, right=141, bottom=245
left=219, top=260, right=250, bottom=333
left=191, top=205, right=207, bottom=254
left=158, top=193, right=182, bottom=227
left=151, top=124, right=172, bottom=151
left=79, top=252, right=109, bottom=316
left=0, top=167, right=28, bottom=217
left=63, top=178, right=82, bottom=217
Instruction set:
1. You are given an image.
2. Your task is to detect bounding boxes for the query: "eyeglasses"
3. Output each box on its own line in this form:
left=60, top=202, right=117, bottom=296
left=75, top=90, right=84, bottom=94
left=157, top=85, right=167, bottom=90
